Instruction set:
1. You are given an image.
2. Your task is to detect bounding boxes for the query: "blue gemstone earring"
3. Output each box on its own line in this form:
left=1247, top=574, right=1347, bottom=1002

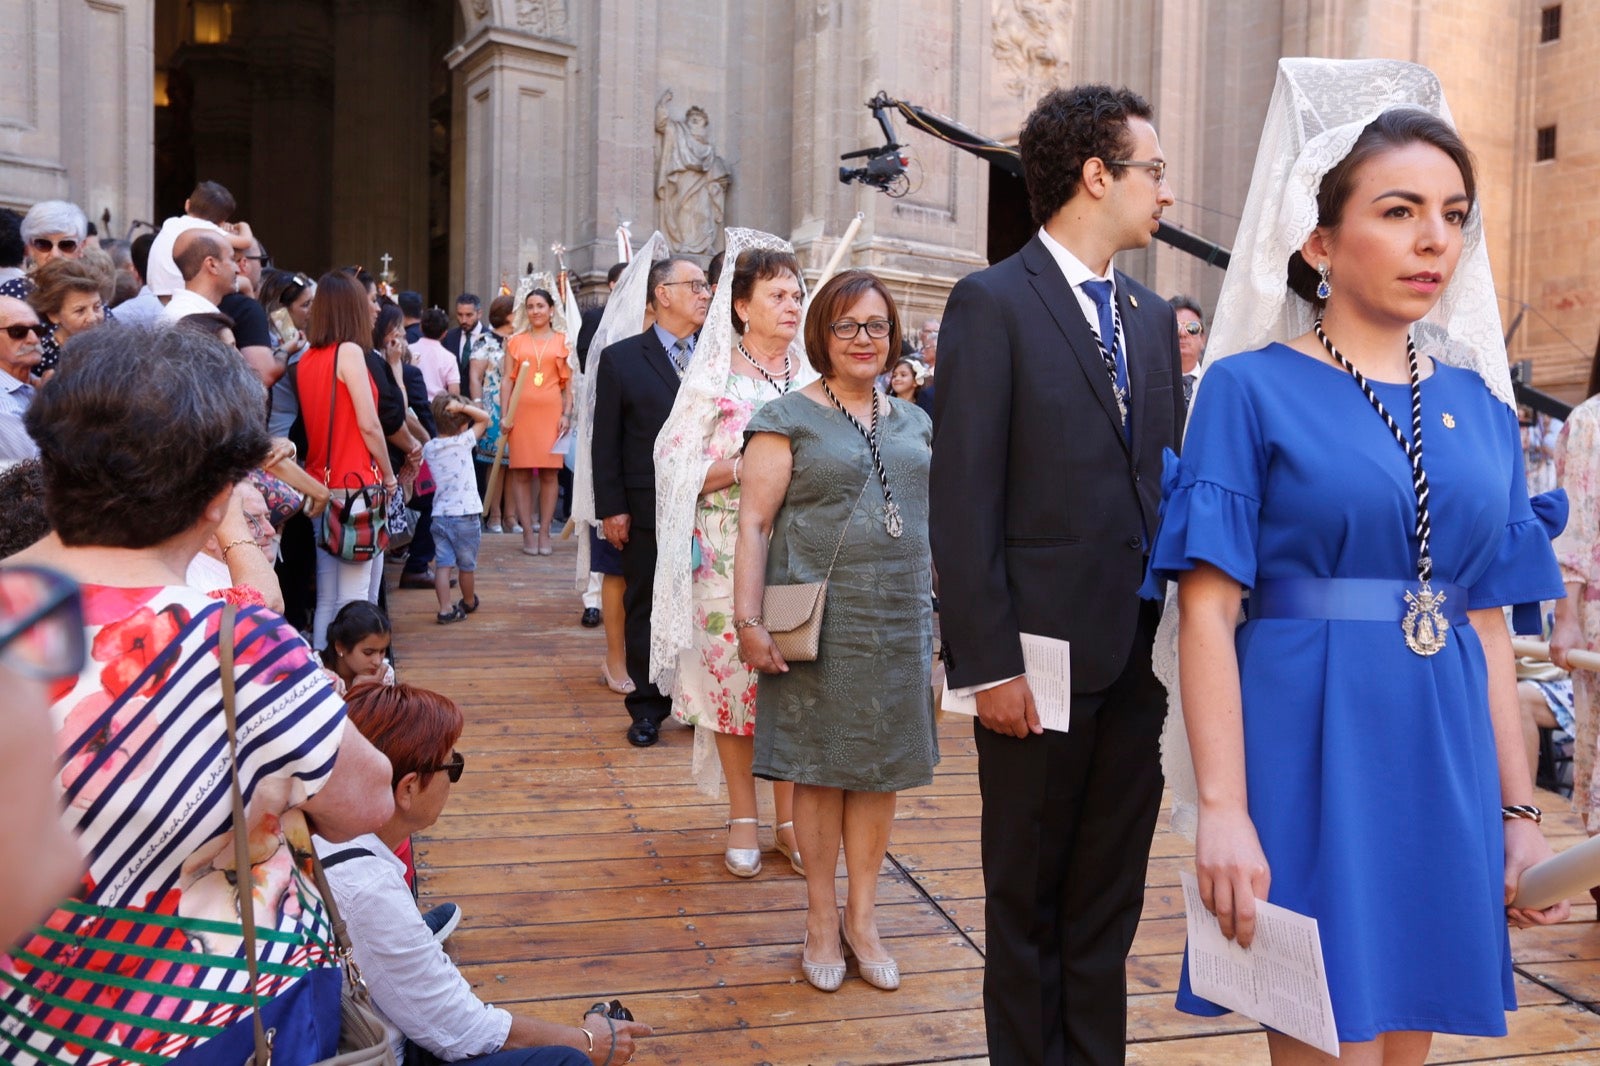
left=1316, top=263, right=1332, bottom=300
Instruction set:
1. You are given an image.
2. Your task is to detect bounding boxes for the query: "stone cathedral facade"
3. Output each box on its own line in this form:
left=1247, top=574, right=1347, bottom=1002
left=2, top=0, right=1594, bottom=393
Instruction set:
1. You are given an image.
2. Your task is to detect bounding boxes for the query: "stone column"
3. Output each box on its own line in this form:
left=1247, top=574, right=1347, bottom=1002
left=330, top=0, right=432, bottom=289
left=445, top=24, right=575, bottom=303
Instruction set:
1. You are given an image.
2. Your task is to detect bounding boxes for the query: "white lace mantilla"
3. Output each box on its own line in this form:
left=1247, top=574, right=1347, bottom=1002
left=571, top=234, right=671, bottom=588
left=1162, top=58, right=1513, bottom=839
left=649, top=227, right=816, bottom=691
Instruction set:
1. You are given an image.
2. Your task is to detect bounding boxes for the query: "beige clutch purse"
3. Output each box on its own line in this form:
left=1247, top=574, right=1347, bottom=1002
left=762, top=580, right=828, bottom=662
left=756, top=476, right=871, bottom=663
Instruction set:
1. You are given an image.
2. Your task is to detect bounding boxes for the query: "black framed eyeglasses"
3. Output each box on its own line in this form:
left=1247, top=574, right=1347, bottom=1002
left=30, top=237, right=79, bottom=255
left=425, top=750, right=465, bottom=783
left=1179, top=321, right=1204, bottom=336
left=1105, top=159, right=1167, bottom=183
left=242, top=253, right=274, bottom=269
left=829, top=318, right=893, bottom=340
left=659, top=279, right=710, bottom=294
left=2, top=323, right=48, bottom=341
left=0, top=565, right=87, bottom=682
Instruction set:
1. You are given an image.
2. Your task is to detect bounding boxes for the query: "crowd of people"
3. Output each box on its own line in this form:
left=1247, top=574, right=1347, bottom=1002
left=0, top=53, right=1596, bottom=1066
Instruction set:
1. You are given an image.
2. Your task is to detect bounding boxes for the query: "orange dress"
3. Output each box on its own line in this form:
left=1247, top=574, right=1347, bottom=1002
left=503, top=331, right=571, bottom=469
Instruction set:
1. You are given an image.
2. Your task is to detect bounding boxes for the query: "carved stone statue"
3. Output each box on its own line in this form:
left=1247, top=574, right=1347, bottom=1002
left=654, top=89, right=732, bottom=256
left=992, top=0, right=1074, bottom=100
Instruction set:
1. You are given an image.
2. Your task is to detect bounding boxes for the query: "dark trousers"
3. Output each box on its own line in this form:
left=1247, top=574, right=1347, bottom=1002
left=620, top=524, right=671, bottom=726
left=404, top=491, right=436, bottom=573
left=275, top=513, right=318, bottom=635
left=976, top=602, right=1166, bottom=1066
left=407, top=1042, right=587, bottom=1066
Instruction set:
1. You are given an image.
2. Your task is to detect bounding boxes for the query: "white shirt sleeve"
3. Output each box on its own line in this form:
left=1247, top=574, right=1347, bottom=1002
left=317, top=836, right=513, bottom=1060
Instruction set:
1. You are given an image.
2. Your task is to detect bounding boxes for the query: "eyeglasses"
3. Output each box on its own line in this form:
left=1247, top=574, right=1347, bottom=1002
left=0, top=565, right=87, bottom=682
left=242, top=254, right=273, bottom=268
left=659, top=280, right=711, bottom=294
left=2, top=323, right=48, bottom=342
left=829, top=319, right=893, bottom=340
left=1105, top=159, right=1167, bottom=183
left=425, top=750, right=465, bottom=784
left=30, top=237, right=79, bottom=255
left=1179, top=321, right=1204, bottom=336
left=280, top=274, right=311, bottom=306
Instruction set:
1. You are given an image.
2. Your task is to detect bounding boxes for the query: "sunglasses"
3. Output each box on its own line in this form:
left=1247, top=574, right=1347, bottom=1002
left=30, top=237, right=79, bottom=255
left=0, top=565, right=87, bottom=682
left=425, top=750, right=465, bottom=784
left=1179, top=321, right=1204, bottom=336
left=2, top=323, right=48, bottom=342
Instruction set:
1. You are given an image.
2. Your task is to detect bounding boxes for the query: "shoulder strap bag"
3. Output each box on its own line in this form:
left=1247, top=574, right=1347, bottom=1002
left=760, top=476, right=871, bottom=663
left=221, top=603, right=398, bottom=1066
left=317, top=348, right=391, bottom=562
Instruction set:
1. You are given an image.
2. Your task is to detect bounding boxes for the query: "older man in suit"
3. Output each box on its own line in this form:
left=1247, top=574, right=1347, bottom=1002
left=930, top=85, right=1182, bottom=1065
left=590, top=256, right=710, bottom=747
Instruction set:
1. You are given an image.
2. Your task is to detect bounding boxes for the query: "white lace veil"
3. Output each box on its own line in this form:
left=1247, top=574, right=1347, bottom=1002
left=571, top=233, right=671, bottom=588
left=649, top=227, right=816, bottom=691
left=1156, top=58, right=1511, bottom=838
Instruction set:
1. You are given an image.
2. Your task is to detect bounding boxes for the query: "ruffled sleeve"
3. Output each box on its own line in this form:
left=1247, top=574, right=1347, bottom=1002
left=1553, top=399, right=1600, bottom=590
left=1467, top=404, right=1568, bottom=632
left=1140, top=362, right=1266, bottom=598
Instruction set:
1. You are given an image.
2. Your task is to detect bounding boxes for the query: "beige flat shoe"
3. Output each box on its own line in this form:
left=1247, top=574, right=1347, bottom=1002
left=774, top=820, right=804, bottom=876
left=843, top=929, right=900, bottom=991
left=723, top=818, right=761, bottom=878
left=801, top=931, right=845, bottom=992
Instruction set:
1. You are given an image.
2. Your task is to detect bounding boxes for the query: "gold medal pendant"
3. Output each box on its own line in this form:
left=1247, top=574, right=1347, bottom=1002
left=1402, top=583, right=1448, bottom=656
left=532, top=371, right=545, bottom=387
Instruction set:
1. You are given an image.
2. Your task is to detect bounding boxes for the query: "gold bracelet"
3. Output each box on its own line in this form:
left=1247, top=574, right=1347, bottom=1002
left=733, top=616, right=764, bottom=631
left=220, top=538, right=257, bottom=559
left=578, top=1027, right=595, bottom=1054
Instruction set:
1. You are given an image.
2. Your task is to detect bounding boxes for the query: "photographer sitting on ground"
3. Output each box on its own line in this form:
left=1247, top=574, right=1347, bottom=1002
left=316, top=681, right=654, bottom=1066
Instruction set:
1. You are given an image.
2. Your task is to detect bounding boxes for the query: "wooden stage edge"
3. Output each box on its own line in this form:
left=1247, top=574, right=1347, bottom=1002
left=384, top=535, right=1600, bottom=1065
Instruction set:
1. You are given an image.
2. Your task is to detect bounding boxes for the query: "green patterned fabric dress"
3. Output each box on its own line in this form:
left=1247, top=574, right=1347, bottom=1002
left=745, top=392, right=939, bottom=792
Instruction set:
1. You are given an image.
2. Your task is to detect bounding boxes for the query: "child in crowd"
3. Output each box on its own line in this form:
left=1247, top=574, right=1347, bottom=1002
left=320, top=600, right=395, bottom=694
left=424, top=393, right=489, bottom=623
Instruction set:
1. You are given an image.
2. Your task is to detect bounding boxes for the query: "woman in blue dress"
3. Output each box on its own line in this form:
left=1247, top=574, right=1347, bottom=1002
left=1145, top=59, right=1570, bottom=1064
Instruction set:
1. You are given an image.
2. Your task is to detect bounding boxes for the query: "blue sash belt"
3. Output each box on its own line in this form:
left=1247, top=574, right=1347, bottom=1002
left=1247, top=577, right=1468, bottom=627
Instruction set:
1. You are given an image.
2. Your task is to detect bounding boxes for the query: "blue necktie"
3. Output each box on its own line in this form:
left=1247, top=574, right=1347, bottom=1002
left=1081, top=278, right=1129, bottom=435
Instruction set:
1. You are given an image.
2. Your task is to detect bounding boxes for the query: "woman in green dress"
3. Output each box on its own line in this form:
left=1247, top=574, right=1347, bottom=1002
left=734, top=270, right=938, bottom=993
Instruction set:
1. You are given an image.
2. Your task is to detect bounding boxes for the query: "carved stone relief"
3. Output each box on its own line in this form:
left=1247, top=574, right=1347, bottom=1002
left=992, top=0, right=1073, bottom=100
left=515, top=0, right=568, bottom=38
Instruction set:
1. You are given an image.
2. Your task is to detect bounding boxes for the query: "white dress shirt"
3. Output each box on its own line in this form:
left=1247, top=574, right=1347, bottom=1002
left=313, top=833, right=513, bottom=1063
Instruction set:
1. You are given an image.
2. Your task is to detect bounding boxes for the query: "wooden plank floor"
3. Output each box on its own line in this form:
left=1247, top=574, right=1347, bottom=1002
left=383, top=535, right=1600, bottom=1065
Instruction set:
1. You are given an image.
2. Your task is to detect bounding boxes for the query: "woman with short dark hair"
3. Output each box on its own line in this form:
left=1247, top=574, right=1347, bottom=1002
left=296, top=270, right=399, bottom=648
left=734, top=269, right=937, bottom=992
left=654, top=237, right=812, bottom=881
left=5, top=323, right=393, bottom=1062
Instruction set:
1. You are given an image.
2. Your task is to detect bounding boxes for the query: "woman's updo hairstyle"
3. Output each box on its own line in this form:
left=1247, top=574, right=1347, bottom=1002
left=1286, top=108, right=1477, bottom=308
left=729, top=248, right=802, bottom=335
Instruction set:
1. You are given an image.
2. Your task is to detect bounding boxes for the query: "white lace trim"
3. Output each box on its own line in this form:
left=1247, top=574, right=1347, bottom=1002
left=649, top=227, right=817, bottom=691
left=1162, top=58, right=1511, bottom=839
left=570, top=234, right=672, bottom=589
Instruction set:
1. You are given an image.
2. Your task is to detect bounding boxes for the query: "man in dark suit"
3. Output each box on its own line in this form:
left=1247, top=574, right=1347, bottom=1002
left=929, top=85, right=1182, bottom=1065
left=442, top=292, right=490, bottom=383
left=590, top=256, right=710, bottom=746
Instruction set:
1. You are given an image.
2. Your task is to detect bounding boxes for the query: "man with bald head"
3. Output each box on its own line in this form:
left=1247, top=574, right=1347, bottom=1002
left=161, top=230, right=237, bottom=323
left=0, top=295, right=44, bottom=464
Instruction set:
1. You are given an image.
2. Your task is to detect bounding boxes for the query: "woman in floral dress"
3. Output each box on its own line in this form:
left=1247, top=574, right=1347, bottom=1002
left=667, top=248, right=813, bottom=878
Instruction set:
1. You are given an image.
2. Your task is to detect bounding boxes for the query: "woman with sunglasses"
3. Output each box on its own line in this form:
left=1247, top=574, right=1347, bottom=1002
left=316, top=682, right=654, bottom=1066
left=4, top=322, right=393, bottom=1063
left=734, top=269, right=938, bottom=992
left=0, top=200, right=87, bottom=305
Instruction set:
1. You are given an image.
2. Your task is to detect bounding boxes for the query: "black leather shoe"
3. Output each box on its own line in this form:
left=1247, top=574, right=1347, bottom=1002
left=626, top=720, right=659, bottom=747
left=580, top=607, right=602, bottom=628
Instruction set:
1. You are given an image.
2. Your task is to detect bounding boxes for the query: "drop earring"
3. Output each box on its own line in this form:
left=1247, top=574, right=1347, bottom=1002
left=1316, top=262, right=1332, bottom=301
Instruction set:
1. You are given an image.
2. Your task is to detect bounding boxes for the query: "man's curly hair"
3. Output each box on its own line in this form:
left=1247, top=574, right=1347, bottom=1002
left=1018, top=85, right=1154, bottom=226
